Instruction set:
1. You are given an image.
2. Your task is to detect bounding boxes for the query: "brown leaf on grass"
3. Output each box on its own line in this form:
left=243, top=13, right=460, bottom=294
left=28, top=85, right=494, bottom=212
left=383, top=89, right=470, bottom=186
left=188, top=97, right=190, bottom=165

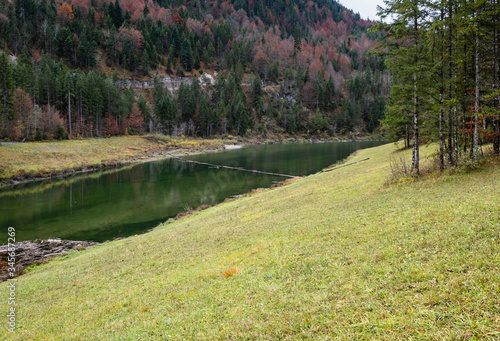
left=221, top=266, right=239, bottom=278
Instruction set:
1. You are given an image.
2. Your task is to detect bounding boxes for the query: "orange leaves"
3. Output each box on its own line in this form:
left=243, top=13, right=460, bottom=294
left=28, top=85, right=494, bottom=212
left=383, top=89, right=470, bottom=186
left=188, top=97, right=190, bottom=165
left=128, top=103, right=144, bottom=133
left=253, top=47, right=269, bottom=76
left=39, top=105, right=65, bottom=139
left=157, top=8, right=172, bottom=25
left=70, top=0, right=89, bottom=18
left=172, top=12, right=184, bottom=26
left=118, top=27, right=145, bottom=52
left=338, top=54, right=351, bottom=75
left=221, top=266, right=239, bottom=278
left=221, top=1, right=235, bottom=14
left=187, top=18, right=206, bottom=38
left=57, top=2, right=74, bottom=25
left=308, top=58, right=323, bottom=83
left=103, top=113, right=119, bottom=136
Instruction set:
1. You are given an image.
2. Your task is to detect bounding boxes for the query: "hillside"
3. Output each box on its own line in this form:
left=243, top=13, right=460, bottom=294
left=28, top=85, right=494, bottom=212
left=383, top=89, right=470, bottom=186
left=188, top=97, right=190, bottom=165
left=2, top=143, right=499, bottom=339
left=0, top=0, right=388, bottom=141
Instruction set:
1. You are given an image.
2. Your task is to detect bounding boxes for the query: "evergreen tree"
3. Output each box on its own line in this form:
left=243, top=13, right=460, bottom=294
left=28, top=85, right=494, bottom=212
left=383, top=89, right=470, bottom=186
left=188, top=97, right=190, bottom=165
left=0, top=52, right=15, bottom=136
left=374, top=0, right=433, bottom=175
left=180, top=38, right=193, bottom=72
left=293, top=24, right=302, bottom=54
left=252, top=74, right=263, bottom=107
left=170, top=26, right=181, bottom=57
left=112, top=1, right=124, bottom=28
left=14, top=47, right=34, bottom=92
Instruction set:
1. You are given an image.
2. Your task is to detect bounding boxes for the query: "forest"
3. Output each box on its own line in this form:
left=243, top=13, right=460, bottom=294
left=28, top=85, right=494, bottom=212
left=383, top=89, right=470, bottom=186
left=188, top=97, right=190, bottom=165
left=0, top=0, right=389, bottom=140
left=374, top=0, right=500, bottom=173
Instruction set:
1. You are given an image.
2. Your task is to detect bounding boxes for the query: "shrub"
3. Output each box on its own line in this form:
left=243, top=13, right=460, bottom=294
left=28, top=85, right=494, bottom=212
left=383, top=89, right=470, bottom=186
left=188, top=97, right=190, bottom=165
left=54, top=126, right=68, bottom=140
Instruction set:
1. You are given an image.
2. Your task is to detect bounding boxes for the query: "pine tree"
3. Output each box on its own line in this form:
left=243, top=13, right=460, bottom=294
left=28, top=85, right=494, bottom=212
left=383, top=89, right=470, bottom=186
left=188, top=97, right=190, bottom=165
left=0, top=52, right=15, bottom=137
left=293, top=24, right=302, bottom=55
left=374, top=0, right=433, bottom=175
left=170, top=26, right=181, bottom=58
left=112, top=1, right=124, bottom=28
left=180, top=38, right=193, bottom=72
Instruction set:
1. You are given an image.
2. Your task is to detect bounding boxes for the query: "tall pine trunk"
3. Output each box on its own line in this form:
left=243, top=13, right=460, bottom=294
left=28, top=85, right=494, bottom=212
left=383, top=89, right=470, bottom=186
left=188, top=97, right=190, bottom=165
left=474, top=23, right=480, bottom=163
left=439, top=93, right=444, bottom=171
left=447, top=1, right=454, bottom=165
left=68, top=87, right=72, bottom=138
left=410, top=12, right=420, bottom=175
left=494, top=0, right=500, bottom=155
left=439, top=6, right=445, bottom=171
left=412, top=73, right=420, bottom=175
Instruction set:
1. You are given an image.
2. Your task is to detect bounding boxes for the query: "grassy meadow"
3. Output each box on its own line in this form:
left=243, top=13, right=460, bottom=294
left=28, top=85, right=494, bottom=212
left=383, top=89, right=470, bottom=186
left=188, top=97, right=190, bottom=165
left=1, top=143, right=499, bottom=340
left=0, top=135, right=229, bottom=185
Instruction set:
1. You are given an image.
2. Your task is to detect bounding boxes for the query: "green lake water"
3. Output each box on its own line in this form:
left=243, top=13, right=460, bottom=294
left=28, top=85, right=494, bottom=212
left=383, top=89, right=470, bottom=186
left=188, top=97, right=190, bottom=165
left=0, top=141, right=386, bottom=243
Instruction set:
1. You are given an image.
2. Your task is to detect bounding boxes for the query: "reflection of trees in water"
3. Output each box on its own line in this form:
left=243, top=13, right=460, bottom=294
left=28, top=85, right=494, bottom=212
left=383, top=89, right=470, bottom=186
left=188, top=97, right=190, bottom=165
left=130, top=166, right=145, bottom=196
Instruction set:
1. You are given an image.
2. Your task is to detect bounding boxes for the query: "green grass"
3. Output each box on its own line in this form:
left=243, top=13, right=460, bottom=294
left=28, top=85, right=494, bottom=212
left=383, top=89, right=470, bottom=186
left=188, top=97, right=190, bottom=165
left=1, top=143, right=499, bottom=340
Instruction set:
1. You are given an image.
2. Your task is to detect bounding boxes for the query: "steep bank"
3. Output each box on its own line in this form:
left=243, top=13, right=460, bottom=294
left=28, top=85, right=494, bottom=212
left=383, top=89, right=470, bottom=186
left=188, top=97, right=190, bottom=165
left=1, top=143, right=499, bottom=340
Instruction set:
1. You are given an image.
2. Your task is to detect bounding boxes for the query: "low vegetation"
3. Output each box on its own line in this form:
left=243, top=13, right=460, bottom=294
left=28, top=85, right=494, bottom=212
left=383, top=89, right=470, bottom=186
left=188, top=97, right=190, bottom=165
left=1, top=143, right=499, bottom=340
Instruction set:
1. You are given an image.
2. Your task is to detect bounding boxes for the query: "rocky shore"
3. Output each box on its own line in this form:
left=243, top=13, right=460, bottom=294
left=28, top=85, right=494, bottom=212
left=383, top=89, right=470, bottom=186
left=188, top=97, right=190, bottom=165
left=0, top=239, right=99, bottom=282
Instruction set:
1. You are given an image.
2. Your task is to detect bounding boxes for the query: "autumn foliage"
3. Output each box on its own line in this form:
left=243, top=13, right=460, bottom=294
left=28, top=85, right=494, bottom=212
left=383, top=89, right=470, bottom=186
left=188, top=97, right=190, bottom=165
left=128, top=103, right=144, bottom=134
left=0, top=0, right=391, bottom=140
left=57, top=3, right=74, bottom=25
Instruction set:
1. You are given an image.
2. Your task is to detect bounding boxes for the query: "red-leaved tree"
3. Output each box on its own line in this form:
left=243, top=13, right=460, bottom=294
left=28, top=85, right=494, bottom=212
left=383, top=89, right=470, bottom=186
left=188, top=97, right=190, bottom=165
left=128, top=103, right=144, bottom=134
left=103, top=113, right=119, bottom=136
left=57, top=3, right=74, bottom=26
left=39, top=105, right=65, bottom=139
left=13, top=88, right=34, bottom=140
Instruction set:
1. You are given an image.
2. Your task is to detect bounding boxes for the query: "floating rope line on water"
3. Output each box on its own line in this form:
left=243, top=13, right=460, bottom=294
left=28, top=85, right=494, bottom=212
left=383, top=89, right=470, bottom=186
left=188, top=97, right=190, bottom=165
left=168, top=154, right=298, bottom=178
left=320, top=158, right=370, bottom=173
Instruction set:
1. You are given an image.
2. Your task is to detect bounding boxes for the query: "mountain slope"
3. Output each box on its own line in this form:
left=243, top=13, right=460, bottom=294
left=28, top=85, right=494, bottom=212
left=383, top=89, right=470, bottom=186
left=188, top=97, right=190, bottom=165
left=0, top=0, right=388, bottom=140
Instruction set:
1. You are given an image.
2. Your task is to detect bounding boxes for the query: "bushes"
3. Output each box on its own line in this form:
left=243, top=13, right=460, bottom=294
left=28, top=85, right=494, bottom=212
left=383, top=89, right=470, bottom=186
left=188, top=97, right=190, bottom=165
left=54, top=126, right=69, bottom=140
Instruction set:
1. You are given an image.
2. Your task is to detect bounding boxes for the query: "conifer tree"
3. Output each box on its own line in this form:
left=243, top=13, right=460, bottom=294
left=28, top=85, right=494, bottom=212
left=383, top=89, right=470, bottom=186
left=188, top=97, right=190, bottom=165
left=374, top=0, right=433, bottom=175
left=180, top=38, right=193, bottom=72
left=0, top=52, right=15, bottom=136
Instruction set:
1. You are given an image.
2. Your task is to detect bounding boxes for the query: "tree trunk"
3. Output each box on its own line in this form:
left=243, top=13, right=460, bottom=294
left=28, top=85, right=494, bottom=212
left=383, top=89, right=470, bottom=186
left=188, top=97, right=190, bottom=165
left=454, top=105, right=459, bottom=162
left=68, top=88, right=72, bottom=138
left=412, top=73, right=419, bottom=175
left=439, top=5, right=445, bottom=171
left=439, top=93, right=444, bottom=171
left=411, top=13, right=420, bottom=175
left=474, top=24, right=479, bottom=163
left=495, top=0, right=500, bottom=155
left=405, top=124, right=410, bottom=149
left=447, top=1, right=454, bottom=165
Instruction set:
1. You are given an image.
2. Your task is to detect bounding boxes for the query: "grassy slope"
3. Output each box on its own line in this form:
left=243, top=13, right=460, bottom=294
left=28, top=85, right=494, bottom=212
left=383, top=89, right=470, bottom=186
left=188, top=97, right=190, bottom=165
left=0, top=135, right=228, bottom=184
left=2, top=143, right=499, bottom=340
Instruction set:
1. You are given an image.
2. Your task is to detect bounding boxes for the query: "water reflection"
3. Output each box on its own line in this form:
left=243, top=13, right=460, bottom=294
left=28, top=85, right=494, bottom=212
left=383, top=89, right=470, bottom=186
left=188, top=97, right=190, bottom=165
left=0, top=141, right=386, bottom=242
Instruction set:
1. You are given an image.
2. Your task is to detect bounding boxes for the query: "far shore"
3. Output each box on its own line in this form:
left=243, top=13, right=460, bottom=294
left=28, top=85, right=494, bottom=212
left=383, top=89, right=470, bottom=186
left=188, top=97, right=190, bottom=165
left=0, top=134, right=384, bottom=188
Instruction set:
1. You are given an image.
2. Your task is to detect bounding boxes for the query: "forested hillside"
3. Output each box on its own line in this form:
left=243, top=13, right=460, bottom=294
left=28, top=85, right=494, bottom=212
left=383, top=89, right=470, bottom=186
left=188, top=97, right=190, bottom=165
left=374, top=0, right=500, bottom=173
left=0, top=0, right=389, bottom=140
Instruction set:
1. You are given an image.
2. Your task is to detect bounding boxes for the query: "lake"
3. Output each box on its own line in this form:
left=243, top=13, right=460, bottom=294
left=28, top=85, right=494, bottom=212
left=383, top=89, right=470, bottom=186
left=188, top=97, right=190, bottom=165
left=0, top=141, right=386, bottom=243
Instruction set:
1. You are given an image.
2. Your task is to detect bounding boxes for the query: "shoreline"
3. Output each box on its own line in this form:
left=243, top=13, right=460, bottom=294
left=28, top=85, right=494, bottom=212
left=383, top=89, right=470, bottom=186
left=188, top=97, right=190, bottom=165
left=0, top=239, right=99, bottom=283
left=0, top=148, right=224, bottom=189
left=0, top=141, right=370, bottom=277
left=0, top=137, right=232, bottom=189
left=0, top=134, right=384, bottom=189
left=0, top=174, right=302, bottom=282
